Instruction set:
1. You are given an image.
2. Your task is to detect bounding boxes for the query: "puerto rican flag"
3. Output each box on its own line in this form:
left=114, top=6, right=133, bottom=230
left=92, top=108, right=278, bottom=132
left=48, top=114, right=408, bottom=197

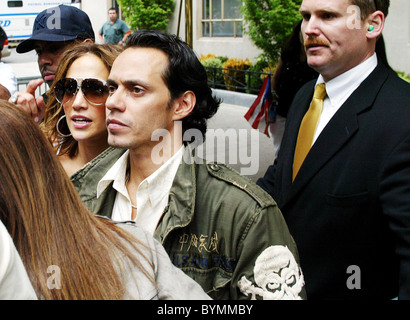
left=244, top=75, right=273, bottom=137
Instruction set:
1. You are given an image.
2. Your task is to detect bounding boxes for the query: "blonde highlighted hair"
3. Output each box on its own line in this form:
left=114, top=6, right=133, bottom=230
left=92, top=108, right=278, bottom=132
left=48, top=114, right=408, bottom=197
left=42, top=43, right=123, bottom=158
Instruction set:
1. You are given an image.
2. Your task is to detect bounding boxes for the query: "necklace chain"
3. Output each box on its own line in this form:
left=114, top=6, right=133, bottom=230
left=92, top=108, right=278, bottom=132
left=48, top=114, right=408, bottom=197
left=125, top=163, right=137, bottom=209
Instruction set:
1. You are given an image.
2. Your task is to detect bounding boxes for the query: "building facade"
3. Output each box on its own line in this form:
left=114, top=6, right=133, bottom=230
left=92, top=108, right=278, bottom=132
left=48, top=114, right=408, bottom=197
left=383, top=0, right=410, bottom=73
left=82, top=0, right=409, bottom=73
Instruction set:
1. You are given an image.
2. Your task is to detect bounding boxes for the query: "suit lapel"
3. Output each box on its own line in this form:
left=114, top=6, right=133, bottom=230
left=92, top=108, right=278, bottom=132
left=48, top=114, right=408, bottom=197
left=280, top=63, right=390, bottom=208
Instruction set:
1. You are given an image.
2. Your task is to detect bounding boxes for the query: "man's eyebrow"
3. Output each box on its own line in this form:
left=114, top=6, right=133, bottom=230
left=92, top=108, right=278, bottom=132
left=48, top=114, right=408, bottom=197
left=299, top=7, right=339, bottom=16
left=299, top=6, right=308, bottom=13
left=106, top=79, right=117, bottom=86
left=107, top=78, right=151, bottom=89
left=299, top=8, right=311, bottom=16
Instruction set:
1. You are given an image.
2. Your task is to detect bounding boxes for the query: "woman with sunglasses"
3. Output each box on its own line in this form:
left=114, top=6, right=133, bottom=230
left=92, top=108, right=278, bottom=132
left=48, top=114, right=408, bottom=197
left=0, top=100, right=210, bottom=300
left=42, top=43, right=120, bottom=177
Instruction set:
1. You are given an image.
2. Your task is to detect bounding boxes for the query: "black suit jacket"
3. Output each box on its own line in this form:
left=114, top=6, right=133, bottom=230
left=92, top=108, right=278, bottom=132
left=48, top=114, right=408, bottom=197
left=258, top=62, right=410, bottom=299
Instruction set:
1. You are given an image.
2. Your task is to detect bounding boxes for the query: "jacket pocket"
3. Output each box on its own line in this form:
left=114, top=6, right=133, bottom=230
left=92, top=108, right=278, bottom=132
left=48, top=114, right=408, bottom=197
left=184, top=267, right=231, bottom=299
left=326, top=191, right=369, bottom=207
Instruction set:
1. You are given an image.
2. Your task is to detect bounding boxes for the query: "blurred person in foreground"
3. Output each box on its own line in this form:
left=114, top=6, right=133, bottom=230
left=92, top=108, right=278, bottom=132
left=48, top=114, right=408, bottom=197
left=0, top=220, right=37, bottom=300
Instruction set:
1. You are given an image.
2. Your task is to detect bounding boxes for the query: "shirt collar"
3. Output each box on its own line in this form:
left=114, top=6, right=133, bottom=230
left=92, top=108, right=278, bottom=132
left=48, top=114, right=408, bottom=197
left=97, top=150, right=129, bottom=198
left=96, top=146, right=185, bottom=206
left=144, top=145, right=185, bottom=207
left=317, top=53, right=378, bottom=106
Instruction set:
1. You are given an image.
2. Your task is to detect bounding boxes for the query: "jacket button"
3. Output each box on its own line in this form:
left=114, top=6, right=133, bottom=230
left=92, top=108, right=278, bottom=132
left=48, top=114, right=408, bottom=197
left=210, top=164, right=220, bottom=171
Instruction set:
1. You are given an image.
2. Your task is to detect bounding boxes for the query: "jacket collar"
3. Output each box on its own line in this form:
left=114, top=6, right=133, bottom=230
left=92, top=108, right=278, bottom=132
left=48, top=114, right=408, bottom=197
left=71, top=147, right=126, bottom=199
left=153, top=144, right=197, bottom=241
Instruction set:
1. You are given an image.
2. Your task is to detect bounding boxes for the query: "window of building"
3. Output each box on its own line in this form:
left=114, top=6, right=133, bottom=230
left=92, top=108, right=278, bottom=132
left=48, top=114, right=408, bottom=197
left=202, top=0, right=243, bottom=38
left=8, top=1, right=23, bottom=7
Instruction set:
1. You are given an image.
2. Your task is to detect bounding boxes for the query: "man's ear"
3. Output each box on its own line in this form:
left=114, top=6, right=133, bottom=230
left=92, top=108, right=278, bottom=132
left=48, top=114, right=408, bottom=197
left=366, top=10, right=385, bottom=40
left=172, top=91, right=196, bottom=121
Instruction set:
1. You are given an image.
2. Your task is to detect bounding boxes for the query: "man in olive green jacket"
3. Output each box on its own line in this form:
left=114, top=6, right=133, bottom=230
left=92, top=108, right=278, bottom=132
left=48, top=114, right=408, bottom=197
left=72, top=30, right=305, bottom=299
left=72, top=146, right=305, bottom=299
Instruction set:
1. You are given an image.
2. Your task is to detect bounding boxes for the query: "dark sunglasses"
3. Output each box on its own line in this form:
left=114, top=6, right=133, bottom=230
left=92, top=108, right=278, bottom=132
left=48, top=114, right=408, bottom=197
left=54, top=77, right=109, bottom=106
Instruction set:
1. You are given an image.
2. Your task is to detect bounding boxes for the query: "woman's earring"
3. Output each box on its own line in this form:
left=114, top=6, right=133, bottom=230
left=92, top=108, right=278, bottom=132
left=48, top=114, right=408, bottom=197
left=56, top=115, right=72, bottom=138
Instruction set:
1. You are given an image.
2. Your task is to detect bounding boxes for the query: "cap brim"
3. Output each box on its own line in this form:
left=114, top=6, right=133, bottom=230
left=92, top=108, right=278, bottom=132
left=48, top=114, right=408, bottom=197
left=16, top=33, right=78, bottom=53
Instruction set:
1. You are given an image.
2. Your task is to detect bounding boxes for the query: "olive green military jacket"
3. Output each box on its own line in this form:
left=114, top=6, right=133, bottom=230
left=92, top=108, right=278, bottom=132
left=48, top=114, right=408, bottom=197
left=71, top=145, right=306, bottom=300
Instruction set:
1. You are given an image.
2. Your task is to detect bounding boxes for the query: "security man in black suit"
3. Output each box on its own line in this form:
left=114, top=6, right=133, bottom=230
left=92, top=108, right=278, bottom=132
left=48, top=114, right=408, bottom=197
left=258, top=0, right=410, bottom=299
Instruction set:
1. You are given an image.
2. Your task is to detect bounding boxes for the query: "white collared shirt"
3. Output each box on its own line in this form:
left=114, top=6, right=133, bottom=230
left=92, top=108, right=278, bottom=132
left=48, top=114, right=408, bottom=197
left=97, top=146, right=185, bottom=235
left=313, top=53, right=378, bottom=143
left=0, top=221, right=37, bottom=300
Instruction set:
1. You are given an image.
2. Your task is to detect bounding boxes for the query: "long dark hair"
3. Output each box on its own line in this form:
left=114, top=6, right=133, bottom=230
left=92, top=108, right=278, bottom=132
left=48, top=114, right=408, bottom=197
left=0, top=100, right=153, bottom=299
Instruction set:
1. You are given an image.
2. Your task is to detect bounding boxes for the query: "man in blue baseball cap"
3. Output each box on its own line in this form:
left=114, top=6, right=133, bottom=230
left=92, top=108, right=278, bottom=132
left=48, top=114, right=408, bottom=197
left=10, top=5, right=95, bottom=122
left=17, top=4, right=95, bottom=85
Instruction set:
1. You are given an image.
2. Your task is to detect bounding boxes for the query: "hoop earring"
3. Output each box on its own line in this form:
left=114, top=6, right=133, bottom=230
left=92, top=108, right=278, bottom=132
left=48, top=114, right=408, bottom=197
left=56, top=115, right=72, bottom=138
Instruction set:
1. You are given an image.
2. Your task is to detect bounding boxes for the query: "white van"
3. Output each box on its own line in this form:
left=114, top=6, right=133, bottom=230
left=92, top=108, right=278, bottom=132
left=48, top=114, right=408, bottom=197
left=0, top=0, right=80, bottom=46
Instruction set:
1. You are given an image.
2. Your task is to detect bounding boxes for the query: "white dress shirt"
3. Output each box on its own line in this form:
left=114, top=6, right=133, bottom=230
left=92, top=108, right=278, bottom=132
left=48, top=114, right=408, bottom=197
left=97, top=146, right=185, bottom=235
left=0, top=220, right=37, bottom=300
left=313, top=53, right=378, bottom=144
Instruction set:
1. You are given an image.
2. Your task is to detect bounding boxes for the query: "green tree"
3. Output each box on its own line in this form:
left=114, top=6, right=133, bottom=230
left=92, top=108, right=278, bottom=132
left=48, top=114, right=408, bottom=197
left=241, top=0, right=302, bottom=64
left=117, top=0, right=175, bottom=32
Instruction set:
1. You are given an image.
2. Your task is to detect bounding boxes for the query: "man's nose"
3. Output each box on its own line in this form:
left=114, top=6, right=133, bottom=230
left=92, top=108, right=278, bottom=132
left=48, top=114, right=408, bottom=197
left=106, top=87, right=125, bottom=112
left=303, top=16, right=321, bottom=37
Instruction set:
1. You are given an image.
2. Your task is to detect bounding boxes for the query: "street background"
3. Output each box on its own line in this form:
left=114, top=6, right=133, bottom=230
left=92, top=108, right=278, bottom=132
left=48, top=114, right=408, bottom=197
left=3, top=48, right=275, bottom=183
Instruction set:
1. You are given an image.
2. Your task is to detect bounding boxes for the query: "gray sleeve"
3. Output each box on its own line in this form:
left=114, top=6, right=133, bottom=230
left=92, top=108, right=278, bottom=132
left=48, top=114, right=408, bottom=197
left=150, top=236, right=212, bottom=300
left=118, top=222, right=211, bottom=300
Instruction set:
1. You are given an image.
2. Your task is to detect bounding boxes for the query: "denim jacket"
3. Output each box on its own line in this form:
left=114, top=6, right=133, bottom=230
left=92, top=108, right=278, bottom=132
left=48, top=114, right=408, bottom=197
left=71, top=146, right=306, bottom=300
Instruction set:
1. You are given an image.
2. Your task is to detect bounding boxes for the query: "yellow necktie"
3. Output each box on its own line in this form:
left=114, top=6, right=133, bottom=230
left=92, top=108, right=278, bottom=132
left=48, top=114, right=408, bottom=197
left=293, top=83, right=327, bottom=181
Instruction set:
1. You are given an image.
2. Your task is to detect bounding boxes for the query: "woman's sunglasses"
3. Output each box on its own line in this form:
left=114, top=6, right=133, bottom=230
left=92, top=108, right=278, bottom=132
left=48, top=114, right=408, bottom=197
left=54, top=77, right=109, bottom=106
